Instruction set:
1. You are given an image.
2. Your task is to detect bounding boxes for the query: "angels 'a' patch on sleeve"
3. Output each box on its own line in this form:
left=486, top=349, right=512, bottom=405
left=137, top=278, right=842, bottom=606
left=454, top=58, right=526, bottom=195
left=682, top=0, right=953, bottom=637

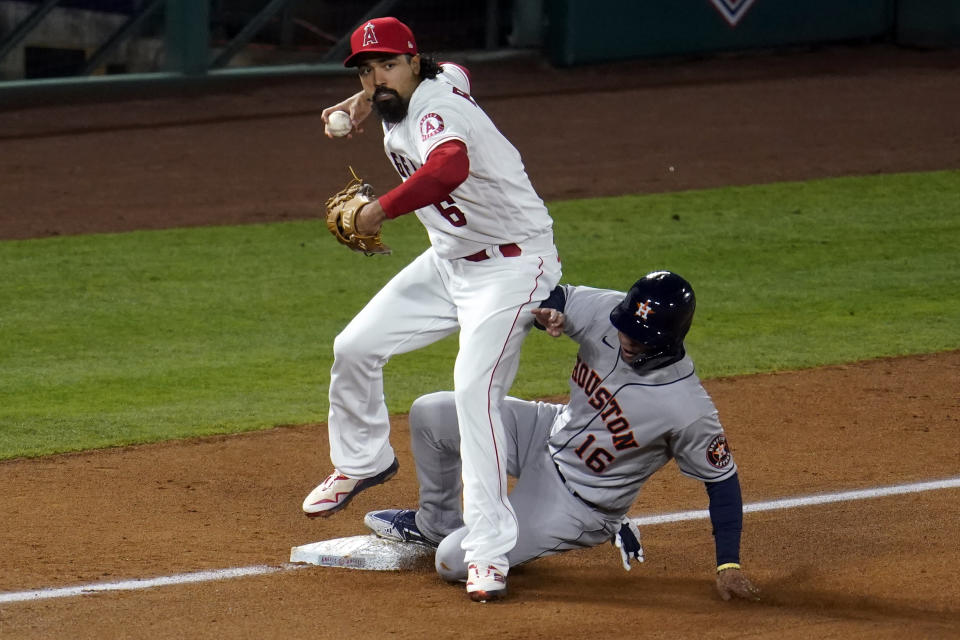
left=706, top=434, right=733, bottom=469
left=419, top=112, right=445, bottom=141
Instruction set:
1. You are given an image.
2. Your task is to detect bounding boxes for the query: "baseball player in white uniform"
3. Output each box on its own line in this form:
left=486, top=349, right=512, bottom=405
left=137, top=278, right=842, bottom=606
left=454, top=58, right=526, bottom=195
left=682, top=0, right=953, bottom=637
left=301, top=17, right=562, bottom=602
left=364, top=272, right=760, bottom=602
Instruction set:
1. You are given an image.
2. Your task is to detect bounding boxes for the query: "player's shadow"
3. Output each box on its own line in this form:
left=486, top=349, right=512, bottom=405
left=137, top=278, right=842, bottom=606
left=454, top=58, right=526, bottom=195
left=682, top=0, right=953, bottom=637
left=518, top=563, right=959, bottom=630
left=753, top=567, right=960, bottom=629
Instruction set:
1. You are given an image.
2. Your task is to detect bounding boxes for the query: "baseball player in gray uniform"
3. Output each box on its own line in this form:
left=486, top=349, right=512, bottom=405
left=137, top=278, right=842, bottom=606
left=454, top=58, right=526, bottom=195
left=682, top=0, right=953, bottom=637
left=364, top=271, right=760, bottom=602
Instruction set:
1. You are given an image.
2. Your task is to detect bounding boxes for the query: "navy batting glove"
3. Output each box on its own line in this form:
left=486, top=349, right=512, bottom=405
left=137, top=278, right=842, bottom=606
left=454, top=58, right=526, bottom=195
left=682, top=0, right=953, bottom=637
left=612, top=517, right=644, bottom=571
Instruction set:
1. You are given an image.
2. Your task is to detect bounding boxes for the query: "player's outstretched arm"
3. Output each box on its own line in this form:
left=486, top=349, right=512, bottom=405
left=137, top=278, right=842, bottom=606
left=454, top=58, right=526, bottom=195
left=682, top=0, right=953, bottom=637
left=322, top=90, right=372, bottom=138
left=706, top=473, right=760, bottom=601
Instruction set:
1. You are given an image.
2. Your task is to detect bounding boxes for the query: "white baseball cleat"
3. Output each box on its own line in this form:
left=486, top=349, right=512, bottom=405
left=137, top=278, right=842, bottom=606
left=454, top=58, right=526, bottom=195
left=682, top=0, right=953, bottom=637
left=302, top=458, right=399, bottom=518
left=466, top=562, right=507, bottom=602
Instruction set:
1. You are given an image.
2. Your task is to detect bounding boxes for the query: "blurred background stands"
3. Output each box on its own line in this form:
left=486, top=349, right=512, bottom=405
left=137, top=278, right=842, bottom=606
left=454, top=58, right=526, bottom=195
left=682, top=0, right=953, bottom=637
left=0, top=0, right=957, bottom=104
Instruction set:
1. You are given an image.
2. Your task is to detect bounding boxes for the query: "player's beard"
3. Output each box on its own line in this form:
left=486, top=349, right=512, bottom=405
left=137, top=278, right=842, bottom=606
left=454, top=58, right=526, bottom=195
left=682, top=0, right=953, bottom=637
left=371, top=87, right=408, bottom=124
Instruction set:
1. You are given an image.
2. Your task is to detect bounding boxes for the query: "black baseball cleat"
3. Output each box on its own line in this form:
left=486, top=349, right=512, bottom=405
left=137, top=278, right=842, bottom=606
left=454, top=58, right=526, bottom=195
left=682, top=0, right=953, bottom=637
left=302, top=458, right=399, bottom=518
left=363, top=509, right=440, bottom=548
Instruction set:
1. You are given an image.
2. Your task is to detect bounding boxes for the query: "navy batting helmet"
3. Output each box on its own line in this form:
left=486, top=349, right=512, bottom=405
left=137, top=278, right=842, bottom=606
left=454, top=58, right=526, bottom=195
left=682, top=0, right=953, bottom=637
left=609, top=271, right=696, bottom=370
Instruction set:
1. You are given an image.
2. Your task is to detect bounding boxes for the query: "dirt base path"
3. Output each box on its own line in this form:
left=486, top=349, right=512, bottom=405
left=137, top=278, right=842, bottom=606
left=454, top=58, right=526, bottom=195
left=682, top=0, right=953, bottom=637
left=2, top=353, right=958, bottom=638
left=1, top=44, right=958, bottom=638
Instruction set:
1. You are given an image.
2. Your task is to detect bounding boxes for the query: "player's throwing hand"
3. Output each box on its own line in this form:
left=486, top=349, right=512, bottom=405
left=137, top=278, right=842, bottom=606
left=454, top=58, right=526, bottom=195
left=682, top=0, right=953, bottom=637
left=321, top=91, right=371, bottom=139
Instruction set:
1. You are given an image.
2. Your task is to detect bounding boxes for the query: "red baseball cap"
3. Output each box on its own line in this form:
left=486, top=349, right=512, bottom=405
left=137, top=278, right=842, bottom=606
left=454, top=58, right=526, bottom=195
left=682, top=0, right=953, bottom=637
left=344, top=17, right=418, bottom=67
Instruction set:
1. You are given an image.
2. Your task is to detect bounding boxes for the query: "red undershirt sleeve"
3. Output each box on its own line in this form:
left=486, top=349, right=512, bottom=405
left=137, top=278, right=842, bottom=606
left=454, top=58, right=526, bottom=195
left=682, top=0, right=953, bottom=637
left=378, top=140, right=470, bottom=219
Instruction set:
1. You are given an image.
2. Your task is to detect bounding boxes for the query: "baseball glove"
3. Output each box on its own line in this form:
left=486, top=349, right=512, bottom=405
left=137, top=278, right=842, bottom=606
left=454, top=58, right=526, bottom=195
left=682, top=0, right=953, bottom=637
left=325, top=167, right=391, bottom=256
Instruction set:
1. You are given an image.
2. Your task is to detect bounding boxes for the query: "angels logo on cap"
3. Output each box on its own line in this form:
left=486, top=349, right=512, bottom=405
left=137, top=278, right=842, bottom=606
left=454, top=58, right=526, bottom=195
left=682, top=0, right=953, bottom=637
left=345, top=17, right=418, bottom=67
left=362, top=23, right=378, bottom=47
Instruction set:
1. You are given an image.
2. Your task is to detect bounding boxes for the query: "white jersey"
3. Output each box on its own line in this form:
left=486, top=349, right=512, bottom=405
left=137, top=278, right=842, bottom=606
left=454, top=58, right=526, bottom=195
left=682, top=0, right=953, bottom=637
left=381, top=64, right=555, bottom=259
left=548, top=286, right=737, bottom=514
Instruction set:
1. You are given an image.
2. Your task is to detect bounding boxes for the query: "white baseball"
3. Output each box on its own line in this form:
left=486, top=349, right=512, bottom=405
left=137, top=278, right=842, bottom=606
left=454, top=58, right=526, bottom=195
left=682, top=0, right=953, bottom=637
left=327, top=111, right=353, bottom=137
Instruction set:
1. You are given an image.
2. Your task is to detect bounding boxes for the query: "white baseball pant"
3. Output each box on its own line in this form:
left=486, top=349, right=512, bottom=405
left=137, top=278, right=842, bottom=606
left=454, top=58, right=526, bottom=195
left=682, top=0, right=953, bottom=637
left=327, top=244, right=561, bottom=571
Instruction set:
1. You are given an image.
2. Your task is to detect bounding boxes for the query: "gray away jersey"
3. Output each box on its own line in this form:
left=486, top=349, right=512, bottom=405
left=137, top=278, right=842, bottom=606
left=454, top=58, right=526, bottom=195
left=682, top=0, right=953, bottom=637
left=547, top=285, right=737, bottom=514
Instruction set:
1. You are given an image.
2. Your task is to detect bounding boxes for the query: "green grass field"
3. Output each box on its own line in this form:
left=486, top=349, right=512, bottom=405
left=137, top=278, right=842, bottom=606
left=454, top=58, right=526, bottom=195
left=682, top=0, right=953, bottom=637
left=2, top=170, right=958, bottom=459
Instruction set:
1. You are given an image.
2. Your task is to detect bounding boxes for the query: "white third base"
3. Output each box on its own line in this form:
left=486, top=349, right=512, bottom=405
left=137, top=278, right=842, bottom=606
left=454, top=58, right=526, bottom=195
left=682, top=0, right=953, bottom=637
left=290, top=535, right=434, bottom=571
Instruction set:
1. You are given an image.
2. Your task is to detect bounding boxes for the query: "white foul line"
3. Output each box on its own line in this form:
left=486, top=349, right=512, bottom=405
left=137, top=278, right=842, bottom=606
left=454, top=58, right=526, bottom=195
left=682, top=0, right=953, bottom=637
left=0, top=564, right=306, bottom=605
left=2, top=476, right=958, bottom=605
left=631, top=475, right=960, bottom=526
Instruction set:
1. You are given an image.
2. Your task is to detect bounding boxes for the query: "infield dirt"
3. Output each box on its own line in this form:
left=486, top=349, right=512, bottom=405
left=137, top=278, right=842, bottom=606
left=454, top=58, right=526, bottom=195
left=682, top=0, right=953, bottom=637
left=1, top=44, right=958, bottom=639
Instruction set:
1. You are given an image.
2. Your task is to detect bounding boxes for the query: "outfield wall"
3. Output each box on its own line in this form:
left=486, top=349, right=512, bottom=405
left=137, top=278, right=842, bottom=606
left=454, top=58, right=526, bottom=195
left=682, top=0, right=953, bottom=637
left=1, top=0, right=958, bottom=106
left=544, top=0, right=959, bottom=66
left=896, top=0, right=960, bottom=48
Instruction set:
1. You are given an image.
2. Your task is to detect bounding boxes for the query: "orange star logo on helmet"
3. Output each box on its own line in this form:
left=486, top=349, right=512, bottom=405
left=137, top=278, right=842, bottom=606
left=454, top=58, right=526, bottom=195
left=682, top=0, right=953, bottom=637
left=635, top=300, right=655, bottom=320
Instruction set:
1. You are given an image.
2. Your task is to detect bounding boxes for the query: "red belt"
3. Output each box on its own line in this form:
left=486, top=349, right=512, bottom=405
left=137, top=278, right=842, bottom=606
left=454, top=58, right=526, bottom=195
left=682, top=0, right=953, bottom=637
left=462, top=243, right=521, bottom=262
